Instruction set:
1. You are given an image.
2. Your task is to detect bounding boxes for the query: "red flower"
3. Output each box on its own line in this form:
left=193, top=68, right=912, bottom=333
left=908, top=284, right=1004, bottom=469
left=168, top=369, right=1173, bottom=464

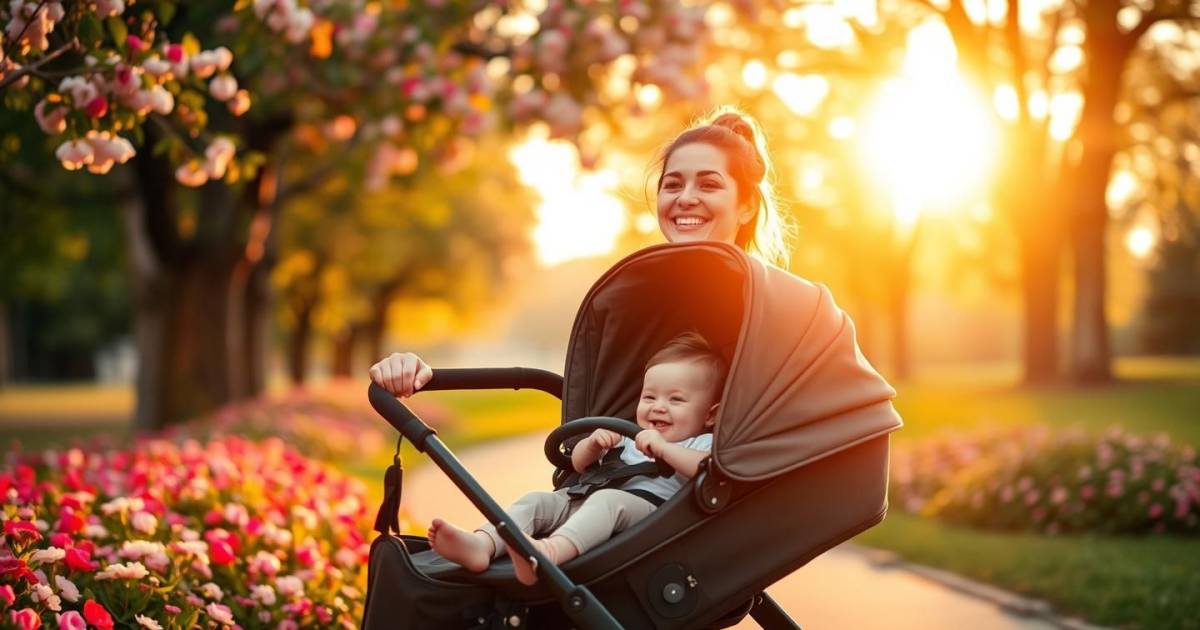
left=64, top=547, right=98, bottom=572
left=0, top=584, right=15, bottom=607
left=49, top=532, right=72, bottom=548
left=85, top=96, right=109, bottom=119
left=57, top=507, right=85, bottom=534
left=0, top=559, right=35, bottom=583
left=83, top=600, right=114, bottom=630
left=3, top=520, right=41, bottom=543
left=166, top=44, right=184, bottom=63
left=209, top=540, right=236, bottom=566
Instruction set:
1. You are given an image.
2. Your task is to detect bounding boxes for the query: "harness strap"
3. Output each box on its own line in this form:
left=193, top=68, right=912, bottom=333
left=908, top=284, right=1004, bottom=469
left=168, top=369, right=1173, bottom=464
left=373, top=435, right=404, bottom=535
left=563, top=446, right=667, bottom=503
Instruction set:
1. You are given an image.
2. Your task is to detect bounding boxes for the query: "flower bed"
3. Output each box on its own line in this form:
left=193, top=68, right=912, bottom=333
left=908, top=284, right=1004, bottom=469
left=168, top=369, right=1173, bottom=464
left=891, top=426, right=1200, bottom=534
left=167, top=390, right=451, bottom=462
left=0, top=436, right=373, bottom=629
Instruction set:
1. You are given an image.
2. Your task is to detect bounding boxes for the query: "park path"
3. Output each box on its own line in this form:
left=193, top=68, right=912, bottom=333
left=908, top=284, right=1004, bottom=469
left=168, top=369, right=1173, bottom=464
left=401, top=433, right=1063, bottom=630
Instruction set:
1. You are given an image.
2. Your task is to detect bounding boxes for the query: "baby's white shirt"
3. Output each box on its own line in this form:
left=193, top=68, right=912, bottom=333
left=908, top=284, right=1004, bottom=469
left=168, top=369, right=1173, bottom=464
left=615, top=432, right=713, bottom=502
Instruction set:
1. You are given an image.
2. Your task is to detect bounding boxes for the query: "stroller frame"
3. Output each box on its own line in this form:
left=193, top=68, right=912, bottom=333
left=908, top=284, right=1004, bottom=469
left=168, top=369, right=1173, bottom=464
left=367, top=370, right=831, bottom=629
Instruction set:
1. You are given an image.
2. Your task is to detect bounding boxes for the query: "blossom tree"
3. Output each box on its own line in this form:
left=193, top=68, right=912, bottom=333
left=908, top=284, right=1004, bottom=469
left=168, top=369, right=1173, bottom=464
left=0, top=0, right=715, bottom=429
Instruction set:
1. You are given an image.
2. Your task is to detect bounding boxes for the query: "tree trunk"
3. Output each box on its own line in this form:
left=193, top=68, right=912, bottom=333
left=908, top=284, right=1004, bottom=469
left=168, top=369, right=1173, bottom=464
left=0, top=302, right=10, bottom=388
left=287, top=300, right=314, bottom=385
left=1017, top=227, right=1062, bottom=384
left=1069, top=22, right=1127, bottom=383
left=331, top=325, right=361, bottom=378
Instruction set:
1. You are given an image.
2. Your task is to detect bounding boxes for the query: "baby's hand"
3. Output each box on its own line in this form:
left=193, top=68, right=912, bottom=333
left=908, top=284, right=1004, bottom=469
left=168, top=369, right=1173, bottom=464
left=587, top=428, right=622, bottom=450
left=635, top=429, right=667, bottom=459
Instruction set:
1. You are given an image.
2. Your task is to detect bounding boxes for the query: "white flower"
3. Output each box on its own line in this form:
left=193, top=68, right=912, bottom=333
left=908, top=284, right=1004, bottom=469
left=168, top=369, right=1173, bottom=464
left=59, top=76, right=98, bottom=108
left=100, top=496, right=144, bottom=515
left=208, top=74, right=237, bottom=101
left=93, top=0, right=123, bottom=18
left=275, top=575, right=304, bottom=598
left=55, top=139, right=94, bottom=170
left=131, top=511, right=158, bottom=534
left=201, top=582, right=224, bottom=601
left=83, top=523, right=108, bottom=538
left=212, top=47, right=233, bottom=71
left=284, top=8, right=314, bottom=43
left=142, top=56, right=172, bottom=77
left=121, top=540, right=166, bottom=559
left=203, top=137, right=236, bottom=179
left=251, top=584, right=276, bottom=606
left=95, top=561, right=149, bottom=580
left=30, top=547, right=66, bottom=564
left=55, top=575, right=80, bottom=603
left=31, top=583, right=62, bottom=612
left=135, top=615, right=162, bottom=630
left=190, top=51, right=221, bottom=79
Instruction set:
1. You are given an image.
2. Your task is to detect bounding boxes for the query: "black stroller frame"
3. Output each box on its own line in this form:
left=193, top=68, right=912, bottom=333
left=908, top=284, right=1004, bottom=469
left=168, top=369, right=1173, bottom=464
left=361, top=243, right=902, bottom=629
left=366, top=371, right=807, bottom=629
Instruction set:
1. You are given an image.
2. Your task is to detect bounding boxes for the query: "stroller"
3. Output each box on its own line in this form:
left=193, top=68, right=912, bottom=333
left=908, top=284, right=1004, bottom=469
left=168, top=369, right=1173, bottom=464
left=362, top=242, right=902, bottom=629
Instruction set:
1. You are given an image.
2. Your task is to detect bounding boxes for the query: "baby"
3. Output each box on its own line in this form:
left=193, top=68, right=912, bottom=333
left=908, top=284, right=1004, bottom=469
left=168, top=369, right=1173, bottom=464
left=428, top=331, right=726, bottom=585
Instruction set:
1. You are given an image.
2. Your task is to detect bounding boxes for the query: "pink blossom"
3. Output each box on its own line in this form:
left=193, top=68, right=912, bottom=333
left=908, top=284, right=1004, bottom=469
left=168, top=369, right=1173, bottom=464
left=175, top=161, right=209, bottom=187
left=1148, top=503, right=1164, bottom=519
left=206, top=602, right=234, bottom=626
left=55, top=139, right=93, bottom=170
left=34, top=99, right=67, bottom=134
left=126, top=34, right=147, bottom=52
left=54, top=575, right=80, bottom=603
left=143, top=57, right=172, bottom=77
left=134, top=615, right=162, bottom=630
left=55, top=611, right=86, bottom=630
left=0, top=585, right=15, bottom=607
left=209, top=74, right=238, bottom=101
left=10, top=608, right=40, bottom=630
left=228, top=89, right=251, bottom=116
left=132, top=511, right=158, bottom=534
left=84, top=96, right=109, bottom=119
left=93, top=0, right=124, bottom=19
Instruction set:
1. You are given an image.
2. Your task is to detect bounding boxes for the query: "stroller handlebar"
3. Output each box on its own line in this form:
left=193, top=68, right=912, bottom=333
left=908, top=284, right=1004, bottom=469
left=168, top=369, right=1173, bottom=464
left=367, top=382, right=438, bottom=451
left=422, top=367, right=563, bottom=399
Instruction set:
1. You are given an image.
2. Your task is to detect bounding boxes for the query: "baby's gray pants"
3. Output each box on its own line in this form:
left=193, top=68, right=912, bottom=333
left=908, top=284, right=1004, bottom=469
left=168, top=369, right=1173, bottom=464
left=477, top=487, right=656, bottom=557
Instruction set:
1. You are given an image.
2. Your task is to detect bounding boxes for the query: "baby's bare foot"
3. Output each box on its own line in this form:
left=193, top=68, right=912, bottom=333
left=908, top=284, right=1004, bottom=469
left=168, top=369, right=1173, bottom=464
left=428, top=518, right=492, bottom=573
left=506, top=535, right=548, bottom=586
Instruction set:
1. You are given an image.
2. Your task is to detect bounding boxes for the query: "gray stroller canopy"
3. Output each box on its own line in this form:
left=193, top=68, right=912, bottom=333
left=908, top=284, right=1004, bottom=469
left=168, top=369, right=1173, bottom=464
left=562, top=242, right=902, bottom=482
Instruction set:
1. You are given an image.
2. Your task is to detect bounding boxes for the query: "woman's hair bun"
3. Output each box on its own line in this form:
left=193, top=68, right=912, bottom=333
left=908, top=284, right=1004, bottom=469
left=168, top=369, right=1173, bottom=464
left=709, top=112, right=757, bottom=147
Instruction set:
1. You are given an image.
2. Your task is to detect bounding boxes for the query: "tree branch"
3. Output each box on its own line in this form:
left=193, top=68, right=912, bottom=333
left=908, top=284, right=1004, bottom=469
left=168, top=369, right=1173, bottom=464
left=0, top=41, right=75, bottom=91
left=0, top=0, right=49, bottom=64
left=1128, top=8, right=1200, bottom=44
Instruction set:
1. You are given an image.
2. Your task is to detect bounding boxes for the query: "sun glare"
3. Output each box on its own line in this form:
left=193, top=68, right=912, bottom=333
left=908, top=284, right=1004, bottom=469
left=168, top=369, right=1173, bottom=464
left=508, top=127, right=626, bottom=266
left=1126, top=226, right=1157, bottom=258
left=858, top=20, right=998, bottom=217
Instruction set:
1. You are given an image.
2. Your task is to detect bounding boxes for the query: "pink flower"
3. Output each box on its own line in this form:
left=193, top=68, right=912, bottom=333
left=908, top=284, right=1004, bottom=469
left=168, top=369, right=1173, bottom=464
left=64, top=547, right=98, bottom=572
left=206, top=602, right=234, bottom=626
left=34, top=99, right=67, bottom=134
left=84, top=600, right=114, bottom=630
left=209, top=74, right=238, bottom=101
left=126, top=34, right=147, bottom=51
left=10, top=608, right=39, bottom=630
left=94, top=0, right=124, bottom=18
left=165, top=44, right=185, bottom=63
left=0, top=585, right=14, bottom=607
left=175, top=161, right=209, bottom=187
left=56, top=610, right=86, bottom=630
left=1148, top=503, right=1164, bottom=519
left=227, top=89, right=250, bottom=116
left=4, top=519, right=42, bottom=542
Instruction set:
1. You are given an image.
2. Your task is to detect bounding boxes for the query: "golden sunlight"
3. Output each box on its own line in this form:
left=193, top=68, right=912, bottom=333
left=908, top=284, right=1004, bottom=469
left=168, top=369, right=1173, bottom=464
left=857, top=20, right=998, bottom=217
left=508, top=126, right=625, bottom=266
left=1126, top=226, right=1157, bottom=258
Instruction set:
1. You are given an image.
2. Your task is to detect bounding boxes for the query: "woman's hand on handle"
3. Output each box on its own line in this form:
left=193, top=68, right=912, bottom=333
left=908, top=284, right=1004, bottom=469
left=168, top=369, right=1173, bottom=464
left=368, top=352, right=433, bottom=398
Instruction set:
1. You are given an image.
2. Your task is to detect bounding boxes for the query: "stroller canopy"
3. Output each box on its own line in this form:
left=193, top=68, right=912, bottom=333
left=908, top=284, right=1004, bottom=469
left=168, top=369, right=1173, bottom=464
left=562, top=242, right=902, bottom=482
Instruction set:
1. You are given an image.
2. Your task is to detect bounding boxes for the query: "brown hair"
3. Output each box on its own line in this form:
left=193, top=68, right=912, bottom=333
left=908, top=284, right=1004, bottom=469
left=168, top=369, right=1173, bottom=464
left=655, top=107, right=792, bottom=267
left=645, top=331, right=728, bottom=396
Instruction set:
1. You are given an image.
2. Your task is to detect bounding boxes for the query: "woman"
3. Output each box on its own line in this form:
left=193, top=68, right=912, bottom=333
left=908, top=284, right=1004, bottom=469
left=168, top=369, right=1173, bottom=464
left=369, top=108, right=792, bottom=396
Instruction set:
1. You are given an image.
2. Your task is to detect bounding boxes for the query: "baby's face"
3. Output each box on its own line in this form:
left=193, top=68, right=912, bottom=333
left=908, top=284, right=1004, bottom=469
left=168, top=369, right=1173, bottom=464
left=635, top=359, right=719, bottom=442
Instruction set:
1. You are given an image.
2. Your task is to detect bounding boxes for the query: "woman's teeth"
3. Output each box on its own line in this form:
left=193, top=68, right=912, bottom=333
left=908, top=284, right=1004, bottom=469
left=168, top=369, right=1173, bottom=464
left=675, top=216, right=706, bottom=226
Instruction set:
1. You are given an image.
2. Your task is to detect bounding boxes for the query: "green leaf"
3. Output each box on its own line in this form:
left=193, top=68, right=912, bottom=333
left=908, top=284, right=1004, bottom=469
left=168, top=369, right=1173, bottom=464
left=106, top=16, right=129, bottom=50
left=157, top=1, right=176, bottom=25
left=79, top=14, right=105, bottom=48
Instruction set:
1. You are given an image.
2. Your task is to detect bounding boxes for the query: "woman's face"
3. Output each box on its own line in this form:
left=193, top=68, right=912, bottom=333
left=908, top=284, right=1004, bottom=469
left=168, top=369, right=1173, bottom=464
left=657, top=142, right=754, bottom=245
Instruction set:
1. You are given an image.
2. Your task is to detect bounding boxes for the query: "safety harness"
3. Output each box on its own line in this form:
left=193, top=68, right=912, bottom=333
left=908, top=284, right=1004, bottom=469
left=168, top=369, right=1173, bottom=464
left=560, top=445, right=671, bottom=507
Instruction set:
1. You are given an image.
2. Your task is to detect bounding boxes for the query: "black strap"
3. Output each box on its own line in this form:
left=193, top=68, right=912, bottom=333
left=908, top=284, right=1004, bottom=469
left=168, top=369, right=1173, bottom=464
left=564, top=446, right=664, bottom=500
left=373, top=435, right=404, bottom=536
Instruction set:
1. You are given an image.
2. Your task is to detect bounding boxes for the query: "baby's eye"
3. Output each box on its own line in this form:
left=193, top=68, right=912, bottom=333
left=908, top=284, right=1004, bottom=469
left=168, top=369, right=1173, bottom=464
left=669, top=396, right=685, bottom=403
left=642, top=395, right=654, bottom=401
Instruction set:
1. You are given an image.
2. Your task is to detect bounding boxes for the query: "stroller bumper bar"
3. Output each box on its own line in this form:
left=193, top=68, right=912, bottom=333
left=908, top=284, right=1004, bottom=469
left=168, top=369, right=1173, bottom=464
left=422, top=367, right=564, bottom=398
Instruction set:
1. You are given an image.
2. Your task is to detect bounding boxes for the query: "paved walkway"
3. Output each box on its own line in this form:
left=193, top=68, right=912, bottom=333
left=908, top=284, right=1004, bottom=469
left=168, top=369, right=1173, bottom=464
left=401, top=434, right=1061, bottom=630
